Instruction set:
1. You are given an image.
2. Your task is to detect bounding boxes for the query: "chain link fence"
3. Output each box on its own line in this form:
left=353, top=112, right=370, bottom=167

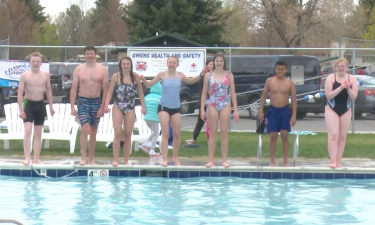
left=1, top=45, right=375, bottom=133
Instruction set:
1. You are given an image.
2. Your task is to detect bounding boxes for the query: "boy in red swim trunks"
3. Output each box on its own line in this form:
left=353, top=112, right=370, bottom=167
left=258, top=60, right=297, bottom=167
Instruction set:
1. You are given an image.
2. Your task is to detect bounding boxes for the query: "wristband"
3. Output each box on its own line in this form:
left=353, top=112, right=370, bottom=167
left=338, top=87, right=342, bottom=91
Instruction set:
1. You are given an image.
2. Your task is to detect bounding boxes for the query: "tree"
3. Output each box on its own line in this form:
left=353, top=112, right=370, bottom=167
left=123, top=0, right=230, bottom=46
left=0, top=0, right=35, bottom=59
left=24, top=0, right=47, bottom=23
left=31, top=20, right=61, bottom=61
left=359, top=0, right=375, bottom=19
left=55, top=4, right=89, bottom=61
left=90, top=0, right=128, bottom=45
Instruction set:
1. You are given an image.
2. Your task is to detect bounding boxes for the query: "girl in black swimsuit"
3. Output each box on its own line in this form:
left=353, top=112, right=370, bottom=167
left=324, top=58, right=358, bottom=169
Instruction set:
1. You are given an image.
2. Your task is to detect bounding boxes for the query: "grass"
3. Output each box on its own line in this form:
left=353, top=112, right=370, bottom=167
left=1, top=131, right=375, bottom=159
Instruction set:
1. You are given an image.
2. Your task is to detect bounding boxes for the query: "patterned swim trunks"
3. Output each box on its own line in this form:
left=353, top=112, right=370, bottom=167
left=77, top=96, right=101, bottom=129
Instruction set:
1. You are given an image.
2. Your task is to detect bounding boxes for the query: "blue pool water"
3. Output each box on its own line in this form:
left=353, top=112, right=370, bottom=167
left=0, top=176, right=374, bottom=225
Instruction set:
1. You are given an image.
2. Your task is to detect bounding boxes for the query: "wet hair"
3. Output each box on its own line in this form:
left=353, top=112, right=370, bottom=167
left=205, top=59, right=213, bottom=66
left=118, top=57, right=135, bottom=83
left=334, top=58, right=349, bottom=68
left=213, top=52, right=226, bottom=70
left=167, top=55, right=179, bottom=63
left=84, top=46, right=97, bottom=54
left=29, top=52, right=42, bottom=62
left=275, top=60, right=287, bottom=67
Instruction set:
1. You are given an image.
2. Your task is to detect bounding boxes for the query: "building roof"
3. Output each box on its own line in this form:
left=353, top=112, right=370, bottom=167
left=110, top=33, right=217, bottom=54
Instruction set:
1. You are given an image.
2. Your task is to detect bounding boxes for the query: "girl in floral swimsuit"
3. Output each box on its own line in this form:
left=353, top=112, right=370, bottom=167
left=200, top=52, right=240, bottom=168
left=104, top=57, right=146, bottom=167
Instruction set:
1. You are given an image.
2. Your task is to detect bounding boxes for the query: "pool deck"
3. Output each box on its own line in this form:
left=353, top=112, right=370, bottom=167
left=1, top=156, right=375, bottom=176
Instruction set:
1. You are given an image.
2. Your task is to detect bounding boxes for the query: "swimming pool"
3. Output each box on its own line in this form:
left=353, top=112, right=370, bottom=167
left=0, top=176, right=374, bottom=225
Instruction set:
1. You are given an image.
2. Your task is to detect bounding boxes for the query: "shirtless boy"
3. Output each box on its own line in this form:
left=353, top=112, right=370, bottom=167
left=17, top=52, right=55, bottom=166
left=258, top=60, right=297, bottom=167
left=70, top=46, right=109, bottom=165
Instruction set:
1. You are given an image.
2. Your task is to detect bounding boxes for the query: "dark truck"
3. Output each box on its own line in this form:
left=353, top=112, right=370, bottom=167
left=180, top=55, right=322, bottom=119
left=0, top=62, right=73, bottom=116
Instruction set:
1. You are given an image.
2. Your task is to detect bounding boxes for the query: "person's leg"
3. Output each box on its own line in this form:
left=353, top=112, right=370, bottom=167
left=170, top=112, right=182, bottom=166
left=269, top=132, right=278, bottom=167
left=192, top=105, right=207, bottom=142
left=87, top=98, right=102, bottom=165
left=77, top=97, right=90, bottom=165
left=336, top=109, right=352, bottom=167
left=218, top=104, right=231, bottom=168
left=280, top=130, right=289, bottom=167
left=111, top=107, right=124, bottom=167
left=32, top=125, right=43, bottom=164
left=158, top=111, right=170, bottom=167
left=206, top=105, right=219, bottom=167
left=267, top=107, right=279, bottom=167
left=146, top=121, right=160, bottom=155
left=324, top=106, right=340, bottom=168
left=123, top=109, right=135, bottom=165
left=22, top=122, right=33, bottom=166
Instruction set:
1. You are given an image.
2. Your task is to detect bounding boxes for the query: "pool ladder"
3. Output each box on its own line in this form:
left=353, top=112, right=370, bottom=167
left=0, top=218, right=24, bottom=225
left=256, top=134, right=299, bottom=167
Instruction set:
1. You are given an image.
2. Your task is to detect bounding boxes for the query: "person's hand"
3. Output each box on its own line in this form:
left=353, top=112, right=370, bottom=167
left=97, top=107, right=104, bottom=117
left=104, top=106, right=110, bottom=114
left=19, top=110, right=26, bottom=120
left=258, top=112, right=264, bottom=123
left=201, top=67, right=209, bottom=75
left=200, top=109, right=206, bottom=121
left=290, top=115, right=296, bottom=127
left=344, top=80, right=351, bottom=89
left=233, top=111, right=240, bottom=122
left=142, top=108, right=147, bottom=115
left=71, top=108, right=77, bottom=116
left=50, top=106, right=55, bottom=116
left=139, top=75, right=144, bottom=81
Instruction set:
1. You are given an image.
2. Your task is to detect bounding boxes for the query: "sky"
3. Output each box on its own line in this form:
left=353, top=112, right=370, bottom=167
left=39, top=0, right=128, bottom=18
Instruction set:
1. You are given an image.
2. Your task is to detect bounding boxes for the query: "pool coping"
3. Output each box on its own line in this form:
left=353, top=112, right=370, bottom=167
left=1, top=164, right=375, bottom=179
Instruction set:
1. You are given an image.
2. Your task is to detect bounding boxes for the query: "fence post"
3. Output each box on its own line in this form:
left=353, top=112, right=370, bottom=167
left=338, top=36, right=342, bottom=58
left=352, top=49, right=355, bottom=133
left=105, top=47, right=108, bottom=67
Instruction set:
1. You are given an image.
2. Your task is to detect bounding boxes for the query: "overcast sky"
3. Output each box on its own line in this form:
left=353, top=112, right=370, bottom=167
left=39, top=0, right=129, bottom=17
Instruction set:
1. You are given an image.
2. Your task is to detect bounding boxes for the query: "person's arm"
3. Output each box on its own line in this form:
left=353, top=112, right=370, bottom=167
left=200, top=72, right=210, bottom=112
left=101, top=66, right=109, bottom=108
left=135, top=73, right=146, bottom=113
left=70, top=66, right=79, bottom=111
left=45, top=71, right=54, bottom=115
left=140, top=73, right=161, bottom=88
left=228, top=73, right=239, bottom=120
left=104, top=73, right=117, bottom=107
left=181, top=72, right=203, bottom=84
left=17, top=73, right=26, bottom=117
left=325, top=74, right=343, bottom=100
left=259, top=78, right=270, bottom=121
left=290, top=80, right=297, bottom=124
left=347, top=75, right=359, bottom=100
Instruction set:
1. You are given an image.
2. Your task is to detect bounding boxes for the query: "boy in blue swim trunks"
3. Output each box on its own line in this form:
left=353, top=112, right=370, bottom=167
left=258, top=60, right=297, bottom=167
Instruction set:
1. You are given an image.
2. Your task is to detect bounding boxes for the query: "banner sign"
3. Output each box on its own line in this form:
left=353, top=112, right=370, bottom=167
left=0, top=61, right=49, bottom=87
left=128, top=48, right=206, bottom=77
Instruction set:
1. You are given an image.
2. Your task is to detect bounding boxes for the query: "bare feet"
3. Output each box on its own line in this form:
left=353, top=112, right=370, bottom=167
left=329, top=164, right=336, bottom=169
left=222, top=162, right=230, bottom=168
left=283, top=163, right=289, bottom=167
left=111, top=161, right=118, bottom=167
left=88, top=161, right=97, bottom=165
left=161, top=161, right=168, bottom=167
left=173, top=158, right=181, bottom=166
left=270, top=163, right=277, bottom=167
left=33, top=160, right=42, bottom=164
left=205, top=162, right=213, bottom=168
left=123, top=161, right=129, bottom=165
left=22, top=160, right=30, bottom=166
left=336, top=164, right=343, bottom=168
left=78, top=160, right=86, bottom=166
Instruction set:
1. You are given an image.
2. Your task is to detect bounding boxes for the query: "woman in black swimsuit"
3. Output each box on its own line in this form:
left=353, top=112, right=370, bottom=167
left=324, top=58, right=358, bottom=168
